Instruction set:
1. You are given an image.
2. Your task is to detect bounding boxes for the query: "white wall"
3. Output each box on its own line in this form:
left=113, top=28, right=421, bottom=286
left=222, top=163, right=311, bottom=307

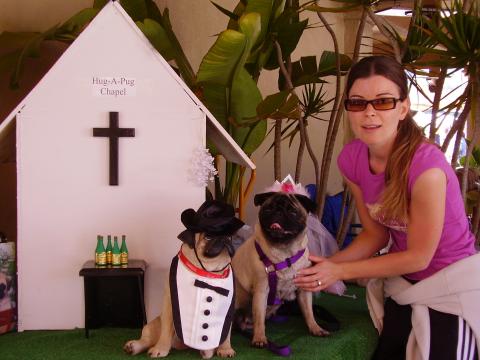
left=15, top=4, right=205, bottom=329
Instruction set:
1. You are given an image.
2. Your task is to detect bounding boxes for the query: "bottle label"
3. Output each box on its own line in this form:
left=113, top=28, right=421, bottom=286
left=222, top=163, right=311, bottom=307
left=121, top=252, right=128, bottom=265
left=106, top=251, right=112, bottom=264
left=96, top=252, right=106, bottom=265
left=112, top=253, right=121, bottom=266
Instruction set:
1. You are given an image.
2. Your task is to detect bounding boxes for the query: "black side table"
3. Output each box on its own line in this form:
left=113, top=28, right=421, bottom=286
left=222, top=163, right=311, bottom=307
left=79, top=260, right=147, bottom=338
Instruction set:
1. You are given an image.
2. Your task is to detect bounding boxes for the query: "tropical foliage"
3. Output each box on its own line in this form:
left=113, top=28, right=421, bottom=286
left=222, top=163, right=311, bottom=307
left=1, top=0, right=479, bottom=243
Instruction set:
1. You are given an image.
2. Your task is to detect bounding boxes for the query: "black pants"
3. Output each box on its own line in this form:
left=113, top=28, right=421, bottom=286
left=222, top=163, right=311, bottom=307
left=372, top=297, right=478, bottom=360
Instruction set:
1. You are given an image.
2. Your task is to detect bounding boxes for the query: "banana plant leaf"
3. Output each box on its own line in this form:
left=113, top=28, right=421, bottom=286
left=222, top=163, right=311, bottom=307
left=198, top=12, right=265, bottom=156
left=197, top=10, right=258, bottom=87
left=197, top=30, right=246, bottom=86
left=153, top=8, right=196, bottom=88
left=197, top=13, right=261, bottom=87
left=221, top=0, right=288, bottom=76
left=136, top=19, right=176, bottom=61
left=203, top=70, right=266, bottom=156
left=204, top=71, right=265, bottom=203
left=203, top=84, right=228, bottom=157
left=244, top=0, right=277, bottom=47
left=218, top=0, right=283, bottom=43
left=126, top=1, right=195, bottom=87
left=230, top=70, right=266, bottom=155
left=211, top=0, right=306, bottom=81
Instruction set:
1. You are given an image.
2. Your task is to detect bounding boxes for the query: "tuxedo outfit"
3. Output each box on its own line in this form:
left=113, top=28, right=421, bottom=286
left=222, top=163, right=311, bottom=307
left=169, top=251, right=234, bottom=350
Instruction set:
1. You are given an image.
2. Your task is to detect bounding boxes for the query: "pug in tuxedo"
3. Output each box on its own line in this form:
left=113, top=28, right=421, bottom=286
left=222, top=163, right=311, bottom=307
left=124, top=200, right=244, bottom=359
left=232, top=183, right=329, bottom=347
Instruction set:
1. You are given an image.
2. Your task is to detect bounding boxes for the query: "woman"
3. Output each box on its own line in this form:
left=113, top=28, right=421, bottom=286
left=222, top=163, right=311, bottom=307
left=294, top=56, right=479, bottom=359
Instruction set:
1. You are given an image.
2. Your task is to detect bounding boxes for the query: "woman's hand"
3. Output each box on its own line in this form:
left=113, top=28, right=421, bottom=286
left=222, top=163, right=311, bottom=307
left=294, top=255, right=344, bottom=292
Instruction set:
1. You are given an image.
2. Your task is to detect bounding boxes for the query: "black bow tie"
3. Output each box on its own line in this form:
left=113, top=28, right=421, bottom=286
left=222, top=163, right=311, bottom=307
left=194, top=279, right=229, bottom=297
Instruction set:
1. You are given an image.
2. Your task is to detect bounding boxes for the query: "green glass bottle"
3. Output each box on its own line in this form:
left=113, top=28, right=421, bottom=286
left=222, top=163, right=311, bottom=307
left=106, top=235, right=113, bottom=266
left=112, top=236, right=121, bottom=266
left=120, top=235, right=128, bottom=266
left=95, top=235, right=106, bottom=266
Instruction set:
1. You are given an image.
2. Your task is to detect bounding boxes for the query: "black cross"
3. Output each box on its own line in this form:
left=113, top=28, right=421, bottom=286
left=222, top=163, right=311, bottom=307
left=93, top=112, right=135, bottom=186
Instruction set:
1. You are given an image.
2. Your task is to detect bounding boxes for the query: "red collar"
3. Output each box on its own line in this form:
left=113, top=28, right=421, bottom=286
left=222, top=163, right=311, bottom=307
left=178, top=248, right=230, bottom=279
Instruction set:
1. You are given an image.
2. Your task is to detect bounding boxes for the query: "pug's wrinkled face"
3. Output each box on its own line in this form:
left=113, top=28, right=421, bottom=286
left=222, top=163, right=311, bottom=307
left=200, top=233, right=235, bottom=258
left=192, top=233, right=233, bottom=272
left=258, top=193, right=308, bottom=245
left=178, top=229, right=235, bottom=259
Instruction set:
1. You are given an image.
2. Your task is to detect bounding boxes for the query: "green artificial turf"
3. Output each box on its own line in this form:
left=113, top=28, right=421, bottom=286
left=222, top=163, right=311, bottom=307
left=0, top=286, right=377, bottom=360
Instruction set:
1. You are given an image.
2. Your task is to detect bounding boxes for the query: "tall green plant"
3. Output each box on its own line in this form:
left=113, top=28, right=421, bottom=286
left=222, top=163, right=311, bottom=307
left=196, top=12, right=265, bottom=205
left=199, top=0, right=315, bottom=205
left=247, top=0, right=354, bottom=199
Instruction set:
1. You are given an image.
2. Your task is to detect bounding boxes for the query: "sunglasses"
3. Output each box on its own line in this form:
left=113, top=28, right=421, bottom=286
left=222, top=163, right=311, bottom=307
left=344, top=97, right=402, bottom=112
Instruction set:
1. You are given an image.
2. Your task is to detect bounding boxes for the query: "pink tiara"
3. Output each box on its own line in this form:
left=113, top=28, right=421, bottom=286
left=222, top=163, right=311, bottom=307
left=263, top=175, right=310, bottom=197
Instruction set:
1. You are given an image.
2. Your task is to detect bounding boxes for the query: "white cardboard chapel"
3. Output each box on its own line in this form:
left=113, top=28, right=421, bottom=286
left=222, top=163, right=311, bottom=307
left=0, top=1, right=255, bottom=330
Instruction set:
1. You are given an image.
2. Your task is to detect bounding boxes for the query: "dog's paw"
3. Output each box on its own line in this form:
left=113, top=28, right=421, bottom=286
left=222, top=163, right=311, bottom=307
left=309, top=323, right=330, bottom=337
left=123, top=340, right=144, bottom=355
left=251, top=336, right=268, bottom=348
left=217, top=347, right=236, bottom=358
left=147, top=346, right=170, bottom=358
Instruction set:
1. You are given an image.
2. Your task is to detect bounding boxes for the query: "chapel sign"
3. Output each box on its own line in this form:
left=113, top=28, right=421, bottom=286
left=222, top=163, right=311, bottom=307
left=92, top=76, right=136, bottom=97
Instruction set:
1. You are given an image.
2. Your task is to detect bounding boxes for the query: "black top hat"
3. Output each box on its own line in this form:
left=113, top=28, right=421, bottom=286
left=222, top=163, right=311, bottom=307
left=177, top=200, right=245, bottom=245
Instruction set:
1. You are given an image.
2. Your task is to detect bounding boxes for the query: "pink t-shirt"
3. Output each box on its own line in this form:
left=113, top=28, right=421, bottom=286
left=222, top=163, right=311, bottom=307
left=338, top=139, right=476, bottom=280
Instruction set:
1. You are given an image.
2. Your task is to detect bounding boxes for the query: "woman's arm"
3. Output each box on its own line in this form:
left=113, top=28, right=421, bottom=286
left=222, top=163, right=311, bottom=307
left=295, top=168, right=446, bottom=290
left=328, top=178, right=389, bottom=263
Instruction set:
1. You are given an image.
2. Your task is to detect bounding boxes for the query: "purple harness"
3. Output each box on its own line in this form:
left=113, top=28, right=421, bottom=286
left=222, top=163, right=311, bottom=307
left=254, top=241, right=306, bottom=306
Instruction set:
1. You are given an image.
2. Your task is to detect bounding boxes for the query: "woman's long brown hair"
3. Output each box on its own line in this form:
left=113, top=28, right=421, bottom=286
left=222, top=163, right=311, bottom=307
left=346, top=56, right=425, bottom=223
